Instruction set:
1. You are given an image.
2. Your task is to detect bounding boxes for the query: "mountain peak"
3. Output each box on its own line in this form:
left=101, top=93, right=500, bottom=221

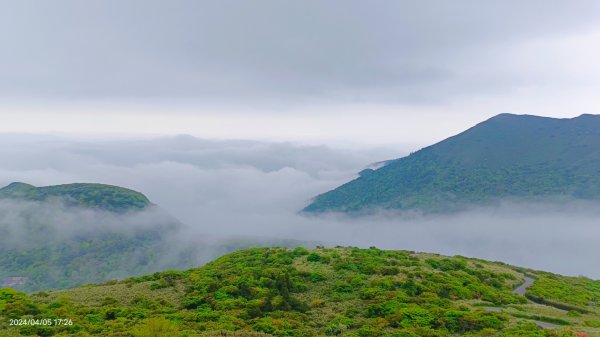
left=481, top=113, right=558, bottom=124
left=2, top=181, right=35, bottom=190
left=484, top=113, right=600, bottom=123
left=304, top=113, right=600, bottom=213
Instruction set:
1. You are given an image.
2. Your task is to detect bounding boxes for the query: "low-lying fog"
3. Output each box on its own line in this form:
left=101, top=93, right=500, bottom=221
left=1, top=134, right=599, bottom=278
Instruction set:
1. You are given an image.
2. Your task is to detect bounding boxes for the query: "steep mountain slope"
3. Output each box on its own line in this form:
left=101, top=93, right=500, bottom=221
left=304, top=114, right=600, bottom=213
left=1, top=247, right=598, bottom=337
left=0, top=182, right=151, bottom=212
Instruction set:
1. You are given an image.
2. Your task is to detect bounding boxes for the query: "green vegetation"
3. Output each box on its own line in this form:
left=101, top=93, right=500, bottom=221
left=0, top=182, right=151, bottom=212
left=304, top=113, right=600, bottom=213
left=526, top=274, right=600, bottom=312
left=0, top=224, right=316, bottom=292
left=0, top=207, right=317, bottom=292
left=0, top=182, right=317, bottom=292
left=1, top=247, right=597, bottom=336
left=0, top=182, right=176, bottom=292
left=0, top=230, right=175, bottom=292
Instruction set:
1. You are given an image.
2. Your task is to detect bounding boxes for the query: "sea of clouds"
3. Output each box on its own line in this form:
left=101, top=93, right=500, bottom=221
left=0, top=134, right=598, bottom=278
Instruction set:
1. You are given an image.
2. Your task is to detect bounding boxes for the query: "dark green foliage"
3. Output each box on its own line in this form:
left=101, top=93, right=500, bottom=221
left=304, top=114, right=600, bottom=213
left=306, top=252, right=330, bottom=263
left=183, top=248, right=310, bottom=319
left=0, top=182, right=151, bottom=212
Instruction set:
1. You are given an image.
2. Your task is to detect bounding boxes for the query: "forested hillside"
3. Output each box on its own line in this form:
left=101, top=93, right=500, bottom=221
left=305, top=114, right=600, bottom=213
left=0, top=182, right=151, bottom=212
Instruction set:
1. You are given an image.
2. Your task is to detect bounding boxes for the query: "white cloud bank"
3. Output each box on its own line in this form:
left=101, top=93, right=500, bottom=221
left=0, top=134, right=599, bottom=278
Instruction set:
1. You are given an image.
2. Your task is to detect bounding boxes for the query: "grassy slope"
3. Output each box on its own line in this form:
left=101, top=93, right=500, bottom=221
left=1, top=247, right=598, bottom=337
left=0, top=182, right=151, bottom=212
left=304, top=114, right=600, bottom=213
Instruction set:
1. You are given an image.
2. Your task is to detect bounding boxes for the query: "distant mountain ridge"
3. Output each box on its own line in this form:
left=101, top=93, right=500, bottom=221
left=304, top=113, right=600, bottom=213
left=0, top=182, right=151, bottom=212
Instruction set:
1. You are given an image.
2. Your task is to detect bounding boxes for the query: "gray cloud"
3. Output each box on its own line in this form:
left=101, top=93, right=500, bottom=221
left=1, top=1, right=599, bottom=105
left=0, top=134, right=401, bottom=228
left=1, top=134, right=599, bottom=279
left=0, top=199, right=179, bottom=248
left=295, top=203, right=600, bottom=279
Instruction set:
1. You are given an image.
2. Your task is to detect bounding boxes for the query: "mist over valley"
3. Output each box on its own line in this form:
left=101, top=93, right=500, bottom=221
left=1, top=133, right=599, bottom=282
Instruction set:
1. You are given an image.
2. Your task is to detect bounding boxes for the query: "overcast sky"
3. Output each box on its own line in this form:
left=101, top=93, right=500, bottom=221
left=1, top=1, right=600, bottom=145
left=3, top=3, right=600, bottom=279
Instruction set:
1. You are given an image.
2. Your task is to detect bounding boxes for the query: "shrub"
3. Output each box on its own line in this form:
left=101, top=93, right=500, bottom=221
left=132, top=317, right=181, bottom=337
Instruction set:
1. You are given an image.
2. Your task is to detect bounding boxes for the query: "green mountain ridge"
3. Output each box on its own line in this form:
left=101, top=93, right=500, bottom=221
left=0, top=182, right=181, bottom=292
left=0, top=182, right=319, bottom=293
left=1, top=247, right=598, bottom=337
left=304, top=113, right=600, bottom=213
left=0, top=182, right=151, bottom=212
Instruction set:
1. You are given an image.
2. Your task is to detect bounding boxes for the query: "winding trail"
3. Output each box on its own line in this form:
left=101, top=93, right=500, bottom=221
left=513, top=275, right=562, bottom=328
left=512, top=276, right=535, bottom=296
left=483, top=275, right=562, bottom=329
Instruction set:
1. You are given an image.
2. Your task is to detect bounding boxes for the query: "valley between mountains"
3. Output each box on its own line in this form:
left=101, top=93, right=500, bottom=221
left=2, top=114, right=600, bottom=336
